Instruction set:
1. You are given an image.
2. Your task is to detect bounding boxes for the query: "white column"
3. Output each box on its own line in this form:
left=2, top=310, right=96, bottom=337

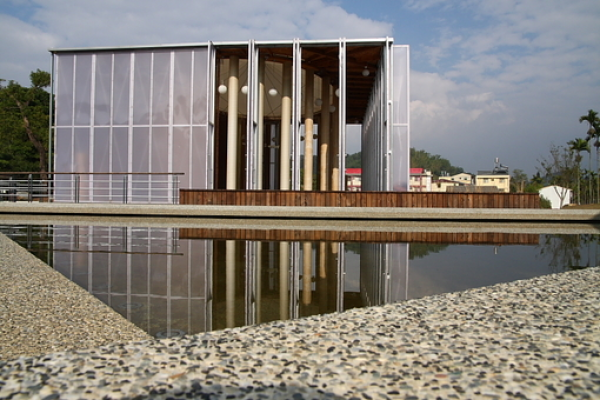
left=226, top=56, right=239, bottom=190
left=280, top=61, right=292, bottom=190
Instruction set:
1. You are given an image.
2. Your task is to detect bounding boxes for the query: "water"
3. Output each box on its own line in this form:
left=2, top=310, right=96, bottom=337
left=2, top=222, right=597, bottom=339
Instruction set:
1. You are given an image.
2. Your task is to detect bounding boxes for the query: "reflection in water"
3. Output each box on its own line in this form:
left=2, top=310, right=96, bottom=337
left=537, top=234, right=599, bottom=272
left=1, top=225, right=597, bottom=338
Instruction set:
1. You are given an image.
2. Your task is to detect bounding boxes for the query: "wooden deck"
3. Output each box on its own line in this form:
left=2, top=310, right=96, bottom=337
left=180, top=190, right=540, bottom=208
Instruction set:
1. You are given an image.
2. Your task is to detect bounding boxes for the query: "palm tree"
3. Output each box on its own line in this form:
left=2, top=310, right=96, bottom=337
left=568, top=138, right=590, bottom=204
left=580, top=110, right=600, bottom=202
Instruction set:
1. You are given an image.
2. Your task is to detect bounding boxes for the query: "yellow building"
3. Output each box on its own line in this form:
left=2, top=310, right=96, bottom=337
left=475, top=170, right=510, bottom=193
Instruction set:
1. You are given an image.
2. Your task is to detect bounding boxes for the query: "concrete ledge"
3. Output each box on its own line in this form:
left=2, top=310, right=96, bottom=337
left=1, top=202, right=599, bottom=222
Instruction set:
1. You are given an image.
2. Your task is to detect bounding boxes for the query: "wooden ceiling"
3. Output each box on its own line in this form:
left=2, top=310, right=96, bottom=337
left=217, top=43, right=383, bottom=124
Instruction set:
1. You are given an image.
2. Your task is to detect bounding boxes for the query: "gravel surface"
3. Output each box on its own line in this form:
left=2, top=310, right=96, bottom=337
left=0, top=226, right=598, bottom=399
left=0, top=232, right=150, bottom=361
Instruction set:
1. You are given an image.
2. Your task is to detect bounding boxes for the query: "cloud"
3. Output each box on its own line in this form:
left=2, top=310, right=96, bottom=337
left=410, top=70, right=509, bottom=139
left=1, top=0, right=392, bottom=84
left=0, top=13, right=57, bottom=84
left=404, top=0, right=599, bottom=173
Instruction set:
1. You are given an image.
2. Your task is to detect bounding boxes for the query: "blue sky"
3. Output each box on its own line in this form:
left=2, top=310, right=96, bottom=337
left=1, top=0, right=598, bottom=175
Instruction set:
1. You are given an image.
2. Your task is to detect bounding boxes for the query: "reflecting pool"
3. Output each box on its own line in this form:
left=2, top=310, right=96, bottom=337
left=1, top=222, right=598, bottom=338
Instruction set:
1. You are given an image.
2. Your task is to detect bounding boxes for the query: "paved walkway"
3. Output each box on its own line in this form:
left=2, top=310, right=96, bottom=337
left=1, top=201, right=600, bottom=222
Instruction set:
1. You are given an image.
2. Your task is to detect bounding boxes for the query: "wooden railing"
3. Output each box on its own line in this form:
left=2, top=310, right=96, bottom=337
left=180, top=189, right=540, bottom=208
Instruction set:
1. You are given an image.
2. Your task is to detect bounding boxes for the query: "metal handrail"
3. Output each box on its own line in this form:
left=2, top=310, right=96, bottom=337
left=0, top=172, right=183, bottom=204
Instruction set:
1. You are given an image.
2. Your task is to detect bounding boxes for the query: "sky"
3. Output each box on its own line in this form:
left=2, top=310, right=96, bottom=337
left=1, top=0, right=598, bottom=176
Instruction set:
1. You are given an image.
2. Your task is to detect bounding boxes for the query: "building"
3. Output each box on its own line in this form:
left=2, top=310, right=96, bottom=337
left=447, top=172, right=473, bottom=185
left=49, top=38, right=410, bottom=202
left=431, top=178, right=466, bottom=192
left=475, top=171, right=510, bottom=193
left=409, top=168, right=432, bottom=192
left=345, top=168, right=362, bottom=191
left=475, top=160, right=510, bottom=193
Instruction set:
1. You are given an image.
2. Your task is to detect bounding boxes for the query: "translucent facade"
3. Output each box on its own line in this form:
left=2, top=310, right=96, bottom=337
left=51, top=39, right=409, bottom=202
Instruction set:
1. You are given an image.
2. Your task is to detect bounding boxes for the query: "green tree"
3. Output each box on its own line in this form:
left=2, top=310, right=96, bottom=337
left=510, top=168, right=528, bottom=193
left=568, top=138, right=590, bottom=204
left=345, top=152, right=362, bottom=168
left=580, top=109, right=600, bottom=202
left=410, top=148, right=464, bottom=178
left=537, top=144, right=577, bottom=207
left=0, top=70, right=50, bottom=178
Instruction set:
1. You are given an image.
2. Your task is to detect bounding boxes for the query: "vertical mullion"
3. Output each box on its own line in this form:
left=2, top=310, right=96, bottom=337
left=338, top=39, right=347, bottom=191
left=189, top=50, right=195, bottom=189
left=90, top=54, right=96, bottom=200
left=291, top=39, right=302, bottom=190
left=246, top=41, right=256, bottom=189
left=207, top=43, right=216, bottom=189
left=168, top=51, right=175, bottom=202
left=128, top=53, right=136, bottom=202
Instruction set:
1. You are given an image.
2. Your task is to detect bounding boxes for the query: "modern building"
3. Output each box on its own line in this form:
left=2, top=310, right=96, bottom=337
left=49, top=38, right=410, bottom=202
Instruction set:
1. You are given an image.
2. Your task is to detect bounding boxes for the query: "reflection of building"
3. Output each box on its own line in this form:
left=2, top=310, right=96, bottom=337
left=50, top=39, right=410, bottom=202
left=3, top=224, right=541, bottom=337
left=51, top=226, right=409, bottom=337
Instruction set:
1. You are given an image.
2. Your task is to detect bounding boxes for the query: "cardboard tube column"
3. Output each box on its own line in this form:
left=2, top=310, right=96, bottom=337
left=279, top=241, right=290, bottom=320
left=331, top=94, right=340, bottom=191
left=226, top=56, right=240, bottom=190
left=280, top=61, right=292, bottom=190
left=303, top=70, right=314, bottom=191
left=319, top=77, right=331, bottom=191
left=226, top=240, right=235, bottom=328
left=257, top=58, right=265, bottom=189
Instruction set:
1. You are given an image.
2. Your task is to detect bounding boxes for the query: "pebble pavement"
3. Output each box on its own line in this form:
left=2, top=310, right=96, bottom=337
left=0, top=232, right=150, bottom=361
left=0, top=232, right=599, bottom=399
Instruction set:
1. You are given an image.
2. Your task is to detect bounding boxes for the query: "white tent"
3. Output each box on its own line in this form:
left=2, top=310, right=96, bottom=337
left=539, top=186, right=572, bottom=209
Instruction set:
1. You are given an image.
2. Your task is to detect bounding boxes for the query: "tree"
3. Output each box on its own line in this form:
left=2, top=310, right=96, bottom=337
left=0, top=70, right=50, bottom=178
left=510, top=169, right=528, bottom=193
left=537, top=144, right=577, bottom=207
left=410, top=148, right=464, bottom=178
left=580, top=109, right=600, bottom=202
left=568, top=138, right=590, bottom=204
left=345, top=152, right=362, bottom=168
